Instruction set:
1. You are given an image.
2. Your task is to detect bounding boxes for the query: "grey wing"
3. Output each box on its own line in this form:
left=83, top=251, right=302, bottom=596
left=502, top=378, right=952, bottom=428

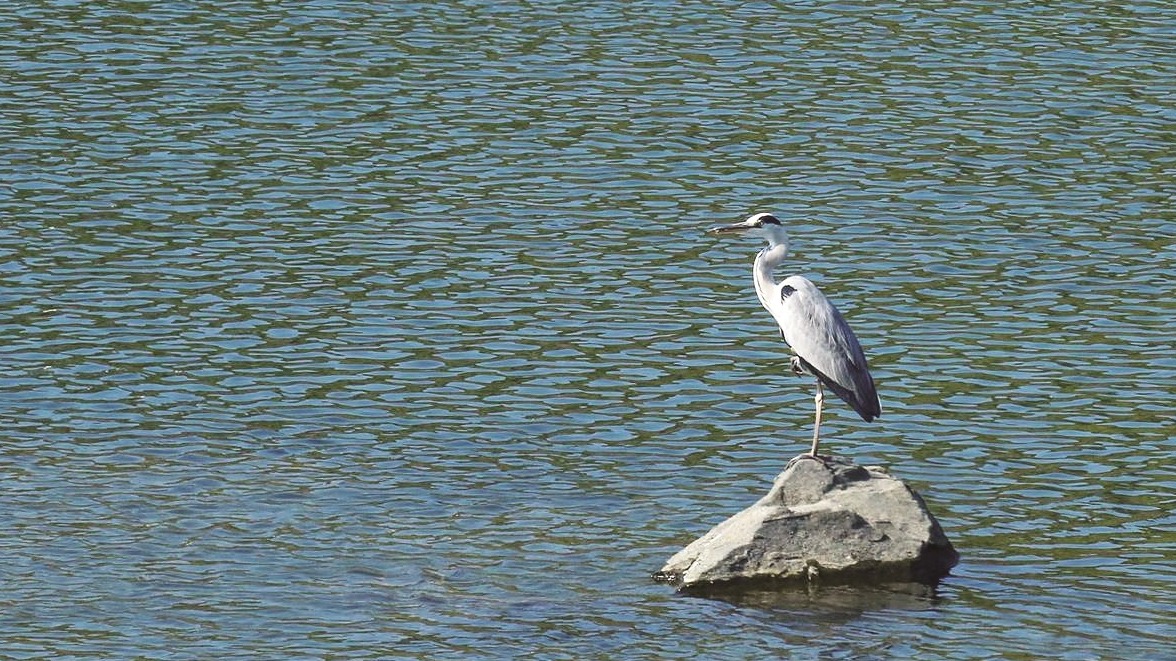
left=769, top=275, right=881, bottom=421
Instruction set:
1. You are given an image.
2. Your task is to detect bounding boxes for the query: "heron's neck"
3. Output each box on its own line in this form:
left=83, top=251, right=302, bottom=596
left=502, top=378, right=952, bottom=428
left=752, top=240, right=789, bottom=308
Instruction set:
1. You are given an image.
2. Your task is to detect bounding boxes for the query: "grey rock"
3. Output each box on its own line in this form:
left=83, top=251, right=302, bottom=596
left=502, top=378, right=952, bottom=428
left=655, top=455, right=958, bottom=590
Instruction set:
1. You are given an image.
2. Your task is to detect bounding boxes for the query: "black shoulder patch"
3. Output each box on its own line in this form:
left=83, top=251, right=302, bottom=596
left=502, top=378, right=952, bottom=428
left=781, top=284, right=796, bottom=299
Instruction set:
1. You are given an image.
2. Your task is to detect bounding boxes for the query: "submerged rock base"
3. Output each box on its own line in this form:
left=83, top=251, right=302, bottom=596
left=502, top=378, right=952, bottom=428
left=655, top=455, right=958, bottom=590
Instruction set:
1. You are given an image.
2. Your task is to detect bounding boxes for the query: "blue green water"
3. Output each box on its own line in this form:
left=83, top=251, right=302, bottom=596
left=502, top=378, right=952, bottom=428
left=2, top=1, right=1173, bottom=658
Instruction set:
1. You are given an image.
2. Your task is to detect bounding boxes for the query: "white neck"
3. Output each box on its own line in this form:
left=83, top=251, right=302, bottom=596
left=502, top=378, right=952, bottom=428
left=752, top=234, right=789, bottom=311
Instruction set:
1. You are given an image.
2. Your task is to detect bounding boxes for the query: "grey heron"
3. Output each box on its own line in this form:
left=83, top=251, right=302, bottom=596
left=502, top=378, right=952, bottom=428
left=708, top=212, right=880, bottom=457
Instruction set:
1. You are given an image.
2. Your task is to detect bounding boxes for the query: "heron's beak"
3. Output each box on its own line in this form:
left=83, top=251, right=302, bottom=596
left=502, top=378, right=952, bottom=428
left=707, top=223, right=747, bottom=234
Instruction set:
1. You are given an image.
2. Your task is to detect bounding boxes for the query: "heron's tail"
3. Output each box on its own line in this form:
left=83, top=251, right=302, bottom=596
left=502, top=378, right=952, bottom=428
left=797, top=357, right=881, bottom=422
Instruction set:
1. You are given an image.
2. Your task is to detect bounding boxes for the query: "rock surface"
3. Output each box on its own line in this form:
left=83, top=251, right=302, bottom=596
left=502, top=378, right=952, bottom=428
left=655, top=455, right=958, bottom=590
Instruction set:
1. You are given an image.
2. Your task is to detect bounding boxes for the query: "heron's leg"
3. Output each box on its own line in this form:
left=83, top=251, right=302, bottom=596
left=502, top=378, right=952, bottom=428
left=809, top=381, right=824, bottom=457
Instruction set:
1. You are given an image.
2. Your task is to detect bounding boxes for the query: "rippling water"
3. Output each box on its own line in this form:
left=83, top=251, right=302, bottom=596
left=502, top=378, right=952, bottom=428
left=2, top=1, right=1174, bottom=658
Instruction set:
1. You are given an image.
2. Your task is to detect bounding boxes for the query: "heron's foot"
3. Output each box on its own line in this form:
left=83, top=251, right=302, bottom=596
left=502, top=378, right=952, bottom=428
left=787, top=452, right=831, bottom=469
left=789, top=356, right=805, bottom=376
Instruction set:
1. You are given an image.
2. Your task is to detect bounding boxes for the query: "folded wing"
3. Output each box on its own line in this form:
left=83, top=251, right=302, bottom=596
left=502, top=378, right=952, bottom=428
left=765, top=275, right=880, bottom=422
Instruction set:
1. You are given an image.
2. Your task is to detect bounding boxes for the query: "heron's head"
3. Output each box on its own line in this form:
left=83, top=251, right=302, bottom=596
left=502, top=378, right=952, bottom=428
left=707, top=213, right=787, bottom=244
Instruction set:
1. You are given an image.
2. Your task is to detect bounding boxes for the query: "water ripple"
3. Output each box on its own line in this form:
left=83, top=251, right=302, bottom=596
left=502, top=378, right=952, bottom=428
left=2, top=0, right=1174, bottom=657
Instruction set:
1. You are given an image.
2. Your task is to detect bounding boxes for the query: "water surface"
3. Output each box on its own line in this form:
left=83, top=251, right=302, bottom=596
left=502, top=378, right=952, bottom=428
left=1, top=1, right=1174, bottom=658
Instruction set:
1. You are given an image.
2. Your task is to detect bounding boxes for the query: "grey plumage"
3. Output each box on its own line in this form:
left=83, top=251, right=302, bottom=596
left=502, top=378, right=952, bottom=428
left=771, top=274, right=879, bottom=422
